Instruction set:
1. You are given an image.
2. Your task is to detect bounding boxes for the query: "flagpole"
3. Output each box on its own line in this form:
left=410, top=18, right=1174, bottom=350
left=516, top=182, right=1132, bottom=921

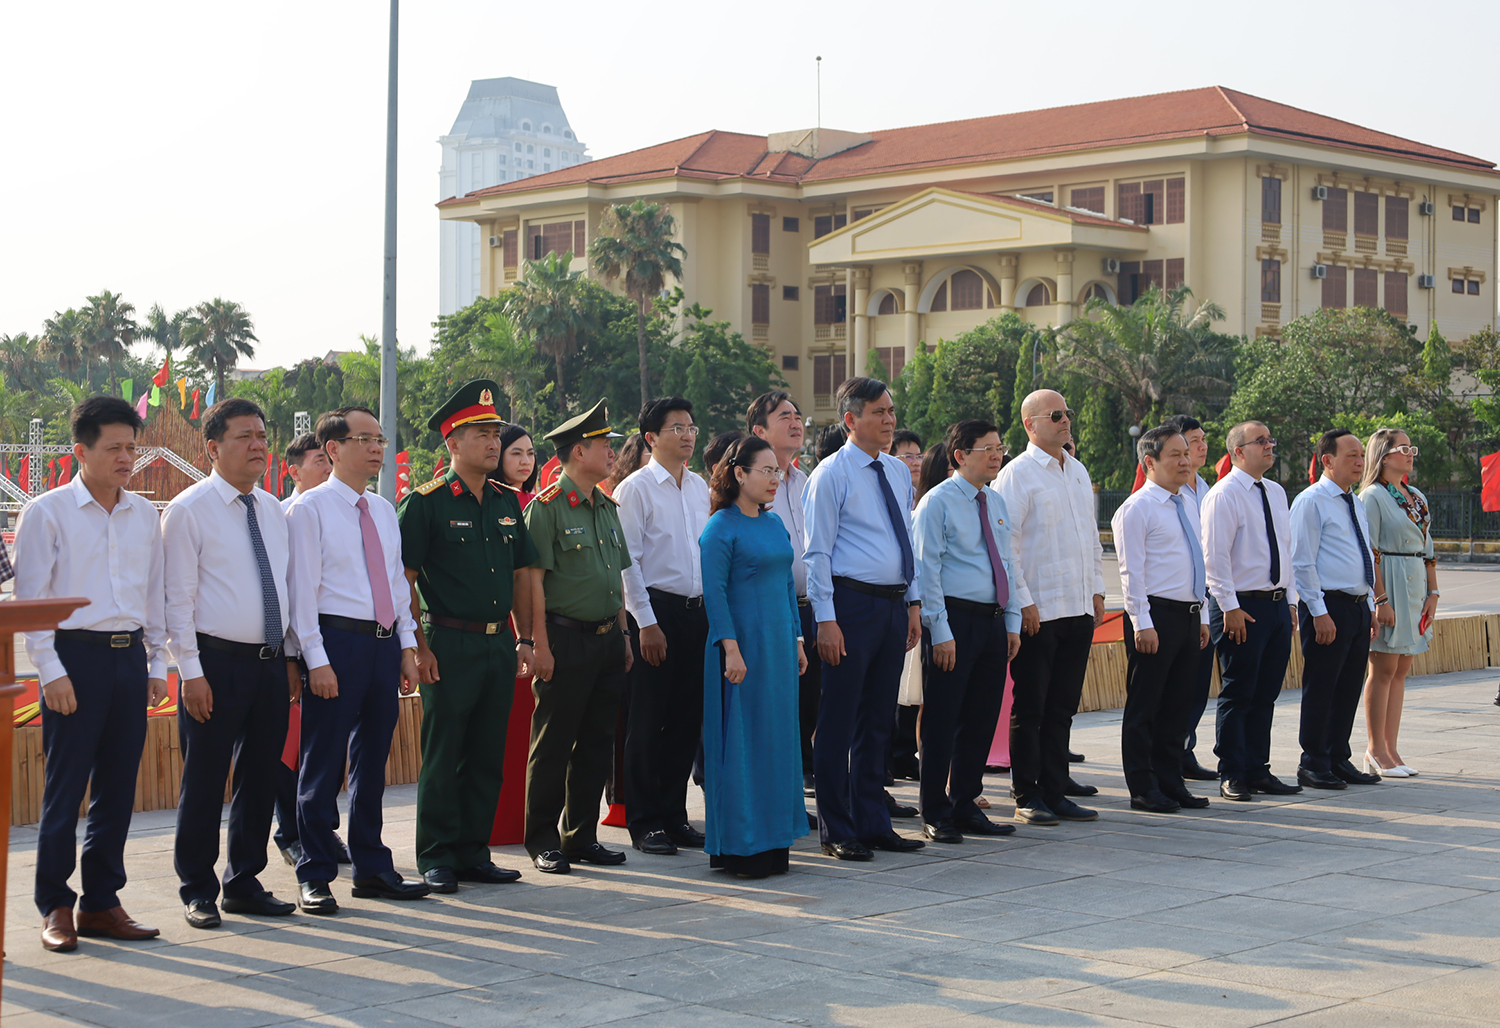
left=376, top=0, right=399, bottom=502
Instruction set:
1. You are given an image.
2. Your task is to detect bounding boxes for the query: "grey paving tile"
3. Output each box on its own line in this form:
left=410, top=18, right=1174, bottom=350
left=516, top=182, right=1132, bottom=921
left=1352, top=850, right=1500, bottom=892
left=381, top=973, right=675, bottom=1026
left=1208, top=837, right=1415, bottom=873
left=921, top=1006, right=1178, bottom=1028
left=997, top=875, right=1221, bottom=918
left=733, top=918, right=988, bottom=972
left=860, top=856, right=1080, bottom=897
left=1368, top=967, right=1500, bottom=1020
left=1038, top=970, right=1342, bottom=1028
left=261, top=947, right=537, bottom=1005
left=1242, top=871, right=1483, bottom=913
left=1012, top=917, right=1269, bottom=970
left=1171, top=938, right=1464, bottom=1000
left=1132, top=894, right=1381, bottom=939
left=871, top=944, right=1153, bottom=1005
left=568, top=945, right=827, bottom=1003
left=1259, top=1002, right=1498, bottom=1027
left=1100, top=854, right=1317, bottom=896
left=602, top=1006, right=794, bottom=1028
left=866, top=896, right=1110, bottom=945
left=48, top=976, right=361, bottom=1028
left=708, top=968, right=1006, bottom=1027
left=973, top=839, right=1162, bottom=875
left=1299, top=909, right=1500, bottom=967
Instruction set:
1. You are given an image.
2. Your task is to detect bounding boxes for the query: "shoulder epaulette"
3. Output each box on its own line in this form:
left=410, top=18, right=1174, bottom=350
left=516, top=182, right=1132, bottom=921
left=536, top=482, right=563, bottom=504
left=601, top=490, right=620, bottom=506
left=414, top=478, right=444, bottom=496
left=492, top=480, right=519, bottom=493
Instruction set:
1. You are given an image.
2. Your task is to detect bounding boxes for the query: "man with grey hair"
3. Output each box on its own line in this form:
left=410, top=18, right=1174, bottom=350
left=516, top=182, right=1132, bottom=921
left=1200, top=420, right=1300, bottom=802
left=992, top=389, right=1104, bottom=826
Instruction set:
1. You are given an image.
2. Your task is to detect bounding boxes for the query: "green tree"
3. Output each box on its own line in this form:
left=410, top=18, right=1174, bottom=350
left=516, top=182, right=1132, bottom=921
left=589, top=200, right=686, bottom=407
left=0, top=332, right=46, bottom=392
left=232, top=366, right=299, bottom=459
left=893, top=313, right=1033, bottom=446
left=506, top=251, right=596, bottom=412
left=183, top=298, right=258, bottom=398
left=143, top=303, right=189, bottom=359
left=41, top=309, right=87, bottom=384
left=79, top=290, right=139, bottom=396
left=1421, top=324, right=1452, bottom=383
left=1461, top=328, right=1500, bottom=441
left=656, top=302, right=786, bottom=460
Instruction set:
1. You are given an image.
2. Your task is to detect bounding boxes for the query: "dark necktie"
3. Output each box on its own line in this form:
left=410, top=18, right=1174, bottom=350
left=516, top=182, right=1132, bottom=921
left=1170, top=493, right=1207, bottom=599
left=870, top=459, right=915, bottom=586
left=240, top=493, right=284, bottom=650
left=975, top=489, right=1009, bottom=607
left=1254, top=481, right=1281, bottom=588
left=1340, top=490, right=1375, bottom=589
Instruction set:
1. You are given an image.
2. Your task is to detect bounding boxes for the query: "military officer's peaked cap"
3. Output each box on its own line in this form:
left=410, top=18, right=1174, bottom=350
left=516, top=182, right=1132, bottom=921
left=429, top=378, right=509, bottom=438
left=544, top=397, right=623, bottom=454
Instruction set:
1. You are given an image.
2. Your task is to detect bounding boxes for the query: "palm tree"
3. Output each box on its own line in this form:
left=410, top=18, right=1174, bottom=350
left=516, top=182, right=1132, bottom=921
left=143, top=303, right=189, bottom=357
left=0, top=332, right=46, bottom=392
left=183, top=298, right=258, bottom=399
left=506, top=251, right=596, bottom=412
left=80, top=290, right=138, bottom=395
left=41, top=309, right=87, bottom=384
left=1052, top=285, right=1233, bottom=428
left=0, top=374, right=32, bottom=444
left=589, top=201, right=686, bottom=406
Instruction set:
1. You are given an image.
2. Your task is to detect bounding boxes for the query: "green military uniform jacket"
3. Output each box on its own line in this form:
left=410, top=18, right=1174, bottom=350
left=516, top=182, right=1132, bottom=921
left=398, top=468, right=539, bottom=623
left=524, top=472, right=630, bottom=622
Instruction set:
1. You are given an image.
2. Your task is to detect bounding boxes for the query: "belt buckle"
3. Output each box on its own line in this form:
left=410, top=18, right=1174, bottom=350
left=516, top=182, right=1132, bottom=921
left=375, top=624, right=394, bottom=639
left=595, top=622, right=613, bottom=636
left=991, top=606, right=1003, bottom=619
left=109, top=634, right=131, bottom=649
left=686, top=595, right=703, bottom=610
left=1189, top=602, right=1203, bottom=614
left=485, top=622, right=499, bottom=635
left=1271, top=588, right=1286, bottom=602
left=258, top=645, right=279, bottom=660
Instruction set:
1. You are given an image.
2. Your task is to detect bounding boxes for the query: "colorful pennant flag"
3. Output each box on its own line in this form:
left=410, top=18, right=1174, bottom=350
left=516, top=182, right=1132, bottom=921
left=149, top=384, right=161, bottom=407
left=120, top=378, right=133, bottom=401
left=205, top=381, right=217, bottom=407
left=58, top=455, right=72, bottom=485
left=19, top=455, right=29, bottom=492
left=190, top=389, right=201, bottom=419
left=1483, top=450, right=1500, bottom=514
left=395, top=449, right=411, bottom=502
left=177, top=377, right=188, bottom=408
left=152, top=355, right=170, bottom=388
left=135, top=390, right=149, bottom=420
left=1130, top=463, right=1146, bottom=493
left=46, top=458, right=57, bottom=490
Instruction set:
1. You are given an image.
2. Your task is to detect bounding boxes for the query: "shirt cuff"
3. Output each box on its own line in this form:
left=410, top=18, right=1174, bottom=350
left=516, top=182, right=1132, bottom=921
left=178, top=657, right=205, bottom=681
left=37, top=659, right=68, bottom=688
left=812, top=601, right=836, bottom=624
left=399, top=630, right=417, bottom=650
left=1306, top=596, right=1328, bottom=618
left=927, top=613, right=953, bottom=647
left=1132, top=608, right=1156, bottom=632
left=303, top=646, right=330, bottom=671
left=147, top=657, right=168, bottom=681
left=1004, top=611, right=1021, bottom=635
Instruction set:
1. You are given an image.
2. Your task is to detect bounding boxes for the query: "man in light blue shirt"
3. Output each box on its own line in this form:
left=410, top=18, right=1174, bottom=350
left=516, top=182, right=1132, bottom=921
left=1289, top=428, right=1382, bottom=791
left=802, top=377, right=923, bottom=861
left=912, top=420, right=1021, bottom=843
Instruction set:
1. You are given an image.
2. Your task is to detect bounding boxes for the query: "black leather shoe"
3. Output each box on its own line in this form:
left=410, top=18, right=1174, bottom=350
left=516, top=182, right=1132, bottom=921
left=884, top=791, right=919, bottom=818
left=334, top=835, right=352, bottom=864
left=923, top=821, right=963, bottom=843
left=1181, top=759, right=1220, bottom=781
left=279, top=841, right=304, bottom=867
left=423, top=867, right=459, bottom=893
left=821, top=840, right=874, bottom=861
left=296, top=882, right=338, bottom=916
left=454, top=862, right=522, bottom=884
left=532, top=850, right=571, bottom=874
left=1163, top=789, right=1211, bottom=809
left=665, top=824, right=706, bottom=848
left=1068, top=750, right=1085, bottom=763
left=563, top=842, right=627, bottom=866
left=633, top=830, right=678, bottom=855
left=350, top=871, right=431, bottom=901
left=1051, top=797, right=1099, bottom=821
left=1014, top=801, right=1060, bottom=826
left=1297, top=767, right=1347, bottom=790
left=1331, top=759, right=1381, bottom=786
left=183, top=899, right=221, bottom=929
left=863, top=831, right=926, bottom=852
left=807, top=811, right=819, bottom=831
left=803, top=773, right=816, bottom=797
left=955, top=814, right=1016, bottom=836
left=221, top=891, right=295, bottom=917
left=1250, top=774, right=1303, bottom=795
left=1220, top=779, right=1255, bottom=801
left=892, top=757, right=921, bottom=781
left=1063, top=777, right=1099, bottom=797
left=1130, top=790, right=1182, bottom=813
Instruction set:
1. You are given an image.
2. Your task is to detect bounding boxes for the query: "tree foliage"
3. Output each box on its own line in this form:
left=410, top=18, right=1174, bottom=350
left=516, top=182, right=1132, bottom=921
left=589, top=200, right=686, bottom=408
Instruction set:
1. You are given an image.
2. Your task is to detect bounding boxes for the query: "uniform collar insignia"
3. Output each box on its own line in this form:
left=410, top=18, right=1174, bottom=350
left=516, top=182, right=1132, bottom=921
left=567, top=490, right=581, bottom=507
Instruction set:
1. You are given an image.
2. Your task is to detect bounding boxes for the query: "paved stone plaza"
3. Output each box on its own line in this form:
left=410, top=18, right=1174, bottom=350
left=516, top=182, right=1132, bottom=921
left=5, top=666, right=1500, bottom=1027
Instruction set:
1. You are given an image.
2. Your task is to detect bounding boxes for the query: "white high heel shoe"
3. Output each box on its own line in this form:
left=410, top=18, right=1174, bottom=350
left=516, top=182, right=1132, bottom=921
left=1364, top=752, right=1410, bottom=778
left=1396, top=764, right=1418, bottom=776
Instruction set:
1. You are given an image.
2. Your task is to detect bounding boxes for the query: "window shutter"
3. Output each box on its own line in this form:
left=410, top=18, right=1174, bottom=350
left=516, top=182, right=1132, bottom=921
left=1353, top=267, right=1378, bottom=307
left=833, top=353, right=847, bottom=387
left=1383, top=272, right=1408, bottom=316
left=832, top=284, right=847, bottom=323
left=751, top=213, right=771, bottom=254
left=814, top=355, right=831, bottom=395
left=502, top=229, right=518, bottom=268
left=1261, top=259, right=1281, bottom=303
left=574, top=221, right=586, bottom=256
left=878, top=292, right=897, bottom=315
left=1261, top=177, right=1282, bottom=224
left=528, top=225, right=543, bottom=260
left=814, top=215, right=832, bottom=238
left=1354, top=192, right=1379, bottom=236
left=1385, top=197, right=1409, bottom=241
left=751, top=284, right=770, bottom=324
left=1118, top=261, right=1141, bottom=304
left=1323, top=188, right=1348, bottom=232
left=834, top=213, right=848, bottom=231
left=1165, top=258, right=1184, bottom=290
left=1069, top=186, right=1104, bottom=214
left=782, top=217, right=800, bottom=232
left=950, top=270, right=983, bottom=310
left=1025, top=283, right=1050, bottom=307
left=1143, top=260, right=1164, bottom=290
left=1165, top=178, right=1185, bottom=223
left=1142, top=180, right=1165, bottom=225
left=1322, top=264, right=1347, bottom=308
left=1117, top=183, right=1142, bottom=223
left=813, top=285, right=831, bottom=324
left=931, top=282, right=948, bottom=312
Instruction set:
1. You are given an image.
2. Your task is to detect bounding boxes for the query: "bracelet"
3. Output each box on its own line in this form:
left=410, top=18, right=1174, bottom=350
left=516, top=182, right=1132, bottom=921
left=621, top=631, right=633, bottom=638
left=907, top=600, right=922, bottom=609
left=517, top=637, right=534, bottom=647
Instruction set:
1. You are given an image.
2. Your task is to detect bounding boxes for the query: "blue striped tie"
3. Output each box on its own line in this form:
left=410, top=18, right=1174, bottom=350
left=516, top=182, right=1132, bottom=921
left=240, top=494, right=284, bottom=650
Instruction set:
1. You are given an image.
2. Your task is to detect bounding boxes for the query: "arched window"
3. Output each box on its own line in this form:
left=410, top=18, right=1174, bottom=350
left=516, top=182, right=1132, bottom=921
left=521, top=120, right=532, bottom=132
left=878, top=292, right=897, bottom=315
left=526, top=144, right=534, bottom=154
left=543, top=148, right=552, bottom=158
left=542, top=123, right=553, bottom=135
left=950, top=270, right=984, bottom=311
left=563, top=129, right=574, bottom=140
left=1085, top=283, right=1113, bottom=303
left=1025, top=283, right=1052, bottom=306
left=513, top=142, right=522, bottom=152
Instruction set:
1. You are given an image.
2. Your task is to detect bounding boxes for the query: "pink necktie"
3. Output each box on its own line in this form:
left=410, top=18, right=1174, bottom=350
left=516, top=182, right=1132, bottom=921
left=356, top=495, right=397, bottom=629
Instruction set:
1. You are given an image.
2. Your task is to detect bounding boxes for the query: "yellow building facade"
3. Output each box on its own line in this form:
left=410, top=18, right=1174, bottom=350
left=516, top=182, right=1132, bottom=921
left=439, top=87, right=1499, bottom=416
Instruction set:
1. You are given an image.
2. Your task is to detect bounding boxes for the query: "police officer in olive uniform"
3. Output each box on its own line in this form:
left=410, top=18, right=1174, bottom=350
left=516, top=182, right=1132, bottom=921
left=398, top=380, right=539, bottom=893
left=524, top=398, right=633, bottom=874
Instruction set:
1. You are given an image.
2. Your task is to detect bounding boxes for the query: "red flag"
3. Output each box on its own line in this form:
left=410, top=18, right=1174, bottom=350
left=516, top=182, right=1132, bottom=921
left=395, top=449, right=411, bottom=502
left=1215, top=452, right=1233, bottom=479
left=58, top=455, right=72, bottom=485
left=263, top=459, right=274, bottom=493
left=1482, top=451, right=1500, bottom=513
left=1308, top=455, right=1319, bottom=484
left=432, top=457, right=446, bottom=480
left=190, top=389, right=201, bottom=419
left=46, top=458, right=57, bottom=490
left=19, top=455, right=29, bottom=491
left=152, top=355, right=169, bottom=388
left=2, top=460, right=10, bottom=481
left=537, top=456, right=561, bottom=491
left=1130, top=462, right=1146, bottom=493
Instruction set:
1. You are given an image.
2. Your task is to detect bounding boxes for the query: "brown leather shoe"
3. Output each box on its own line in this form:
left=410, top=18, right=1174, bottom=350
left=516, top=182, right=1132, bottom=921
left=76, top=906, right=160, bottom=941
left=41, top=907, right=77, bottom=952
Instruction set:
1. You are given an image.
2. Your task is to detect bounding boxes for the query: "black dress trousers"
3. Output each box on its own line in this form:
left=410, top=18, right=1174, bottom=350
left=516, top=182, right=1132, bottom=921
left=1121, top=601, right=1202, bottom=797
left=1008, top=614, right=1095, bottom=806
left=919, top=605, right=1009, bottom=825
left=1297, top=592, right=1372, bottom=773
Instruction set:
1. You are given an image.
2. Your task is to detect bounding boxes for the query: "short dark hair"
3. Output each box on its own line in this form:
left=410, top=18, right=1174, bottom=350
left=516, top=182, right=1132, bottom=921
left=1163, top=414, right=1203, bottom=435
left=284, top=432, right=322, bottom=466
left=1137, top=425, right=1184, bottom=466
left=892, top=429, right=923, bottom=452
left=71, top=395, right=143, bottom=447
left=747, top=390, right=799, bottom=431
left=315, top=405, right=378, bottom=447
left=702, top=430, right=743, bottom=473
left=918, top=443, right=950, bottom=499
left=492, top=424, right=538, bottom=492
left=639, top=396, right=693, bottom=437
left=709, top=435, right=774, bottom=515
left=942, top=419, right=1000, bottom=468
left=836, top=376, right=889, bottom=420
left=1316, top=428, right=1356, bottom=468
left=815, top=424, right=847, bottom=461
left=202, top=397, right=267, bottom=443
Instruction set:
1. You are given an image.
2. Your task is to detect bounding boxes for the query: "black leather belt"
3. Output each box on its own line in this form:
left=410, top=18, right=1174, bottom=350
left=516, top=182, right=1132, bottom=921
left=1323, top=590, right=1369, bottom=603
left=545, top=612, right=617, bottom=635
left=320, top=614, right=394, bottom=639
left=424, top=614, right=509, bottom=635
left=56, top=628, right=142, bottom=649
left=1377, top=551, right=1424, bottom=558
left=198, top=633, right=284, bottom=660
left=832, top=576, right=906, bottom=601
left=647, top=588, right=704, bottom=611
left=1148, top=596, right=1203, bottom=614
left=945, top=596, right=1006, bottom=618
left=1237, top=588, right=1287, bottom=602
left=797, top=596, right=811, bottom=607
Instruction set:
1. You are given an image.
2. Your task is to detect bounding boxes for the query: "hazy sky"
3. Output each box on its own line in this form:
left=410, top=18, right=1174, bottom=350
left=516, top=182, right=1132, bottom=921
left=3, top=0, right=1496, bottom=371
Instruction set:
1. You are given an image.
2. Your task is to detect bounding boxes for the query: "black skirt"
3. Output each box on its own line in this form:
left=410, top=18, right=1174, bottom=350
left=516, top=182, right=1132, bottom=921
left=709, top=847, right=790, bottom=879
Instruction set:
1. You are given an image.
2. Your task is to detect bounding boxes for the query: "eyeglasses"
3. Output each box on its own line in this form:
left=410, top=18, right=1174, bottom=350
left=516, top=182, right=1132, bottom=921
left=896, top=453, right=924, bottom=465
left=1390, top=444, right=1419, bottom=456
left=662, top=425, right=699, bottom=437
left=334, top=434, right=389, bottom=448
left=1037, top=409, right=1075, bottom=423
left=1245, top=436, right=1277, bottom=448
left=745, top=465, right=785, bottom=482
left=962, top=445, right=1008, bottom=456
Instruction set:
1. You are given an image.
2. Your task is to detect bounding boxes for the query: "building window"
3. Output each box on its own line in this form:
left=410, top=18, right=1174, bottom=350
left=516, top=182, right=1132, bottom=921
left=514, top=142, right=522, bottom=151
left=1470, top=280, right=1481, bottom=294
left=813, top=353, right=848, bottom=397
left=1453, top=205, right=1467, bottom=221
left=877, top=292, right=897, bottom=315
left=1260, top=259, right=1281, bottom=302
left=1069, top=186, right=1104, bottom=214
left=874, top=346, right=906, bottom=380
left=852, top=207, right=883, bottom=221
left=1165, top=178, right=1185, bottom=223
left=521, top=121, right=531, bottom=131
left=1384, top=272, right=1408, bottom=316
left=1084, top=282, right=1112, bottom=303
left=782, top=355, right=798, bottom=371
left=1323, top=188, right=1348, bottom=232
left=529, top=220, right=583, bottom=260
left=544, top=164, right=551, bottom=172
left=1024, top=283, right=1051, bottom=307
left=750, top=213, right=771, bottom=255
left=1354, top=192, right=1379, bottom=237
left=950, top=270, right=984, bottom=311
left=526, top=145, right=534, bottom=154
left=783, top=217, right=800, bottom=232
left=1115, top=179, right=1183, bottom=225
left=1165, top=258, right=1185, bottom=291
left=1452, top=278, right=1465, bottom=293
left=1322, top=264, right=1347, bottom=308
left=813, top=213, right=847, bottom=238
left=527, top=160, right=534, bottom=169
left=813, top=284, right=846, bottom=324
left=782, top=286, right=800, bottom=301
left=1018, top=191, right=1054, bottom=204
left=1143, top=260, right=1164, bottom=291
left=563, top=129, right=573, bottom=139
left=1262, top=176, right=1282, bottom=224
left=542, top=124, right=552, bottom=135
left=502, top=230, right=518, bottom=269
left=1353, top=267, right=1378, bottom=307
left=1386, top=197, right=1409, bottom=241
left=930, top=282, right=947, bottom=312
left=751, top=284, right=770, bottom=325
left=543, top=148, right=552, bottom=159
left=1118, top=183, right=1141, bottom=222
left=1118, top=262, right=1141, bottom=303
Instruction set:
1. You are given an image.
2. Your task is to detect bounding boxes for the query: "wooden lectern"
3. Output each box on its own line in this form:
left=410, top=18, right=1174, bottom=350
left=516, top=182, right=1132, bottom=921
left=0, top=598, right=87, bottom=1005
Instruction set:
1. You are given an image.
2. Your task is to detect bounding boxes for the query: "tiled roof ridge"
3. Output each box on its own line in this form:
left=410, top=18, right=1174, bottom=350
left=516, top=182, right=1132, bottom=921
left=862, top=85, right=1237, bottom=136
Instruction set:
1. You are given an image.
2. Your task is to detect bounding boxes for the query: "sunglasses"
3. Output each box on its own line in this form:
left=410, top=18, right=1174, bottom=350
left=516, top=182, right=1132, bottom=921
left=1041, top=409, right=1075, bottom=423
left=1390, top=444, right=1419, bottom=456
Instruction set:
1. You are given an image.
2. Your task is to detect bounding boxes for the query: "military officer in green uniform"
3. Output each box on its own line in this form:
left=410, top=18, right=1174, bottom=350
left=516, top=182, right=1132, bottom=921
left=524, top=398, right=633, bottom=874
left=398, top=379, right=538, bottom=893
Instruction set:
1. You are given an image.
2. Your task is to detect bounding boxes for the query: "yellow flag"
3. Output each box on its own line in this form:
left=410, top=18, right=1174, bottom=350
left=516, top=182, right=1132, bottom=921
left=177, top=377, right=187, bottom=408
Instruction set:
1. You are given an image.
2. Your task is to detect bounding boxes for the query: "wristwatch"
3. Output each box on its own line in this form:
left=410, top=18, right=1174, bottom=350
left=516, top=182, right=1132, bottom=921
left=1428, top=590, right=1441, bottom=597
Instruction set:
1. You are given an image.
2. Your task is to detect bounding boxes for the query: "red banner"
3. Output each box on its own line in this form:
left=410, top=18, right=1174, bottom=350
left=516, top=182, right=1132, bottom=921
left=1483, top=451, right=1500, bottom=514
left=190, top=389, right=201, bottom=419
left=58, top=454, right=72, bottom=485
left=19, top=456, right=29, bottom=492
left=395, top=449, right=411, bottom=501
left=152, top=355, right=170, bottom=388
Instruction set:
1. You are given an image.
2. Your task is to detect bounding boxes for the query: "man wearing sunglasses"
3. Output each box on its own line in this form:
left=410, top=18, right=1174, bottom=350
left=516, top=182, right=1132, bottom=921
left=992, top=390, right=1104, bottom=826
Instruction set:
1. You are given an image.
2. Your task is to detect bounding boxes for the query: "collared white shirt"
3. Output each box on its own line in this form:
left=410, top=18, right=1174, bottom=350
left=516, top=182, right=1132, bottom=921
left=1290, top=475, right=1376, bottom=617
left=163, top=470, right=291, bottom=680
left=1111, top=480, right=1209, bottom=630
left=991, top=442, right=1104, bottom=622
left=286, top=476, right=418, bottom=670
left=1201, top=465, right=1295, bottom=612
left=12, top=477, right=169, bottom=685
left=614, top=457, right=711, bottom=628
left=767, top=459, right=808, bottom=597
left=1182, top=472, right=1211, bottom=513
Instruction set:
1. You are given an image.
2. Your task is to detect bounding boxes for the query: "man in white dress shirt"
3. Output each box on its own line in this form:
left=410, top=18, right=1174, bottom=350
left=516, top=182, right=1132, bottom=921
left=747, top=390, right=816, bottom=794
left=286, top=406, right=428, bottom=913
left=16, top=397, right=168, bottom=952
left=164, top=398, right=299, bottom=929
left=1201, top=420, right=1302, bottom=801
left=1111, top=427, right=1212, bottom=814
left=992, top=389, right=1103, bottom=826
left=615, top=397, right=711, bottom=855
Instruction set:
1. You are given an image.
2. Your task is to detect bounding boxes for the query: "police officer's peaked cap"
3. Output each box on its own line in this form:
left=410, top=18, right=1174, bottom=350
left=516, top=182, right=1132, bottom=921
left=429, top=379, right=508, bottom=438
left=544, top=397, right=623, bottom=454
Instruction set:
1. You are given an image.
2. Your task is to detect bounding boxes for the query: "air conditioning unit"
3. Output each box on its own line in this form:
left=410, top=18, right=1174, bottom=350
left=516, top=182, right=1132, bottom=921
left=488, top=235, right=503, bottom=248
left=1101, top=257, right=1122, bottom=274
left=1418, top=274, right=1437, bottom=289
left=1419, top=201, right=1436, bottom=216
left=1313, top=185, right=1329, bottom=201
left=1311, top=264, right=1328, bottom=279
